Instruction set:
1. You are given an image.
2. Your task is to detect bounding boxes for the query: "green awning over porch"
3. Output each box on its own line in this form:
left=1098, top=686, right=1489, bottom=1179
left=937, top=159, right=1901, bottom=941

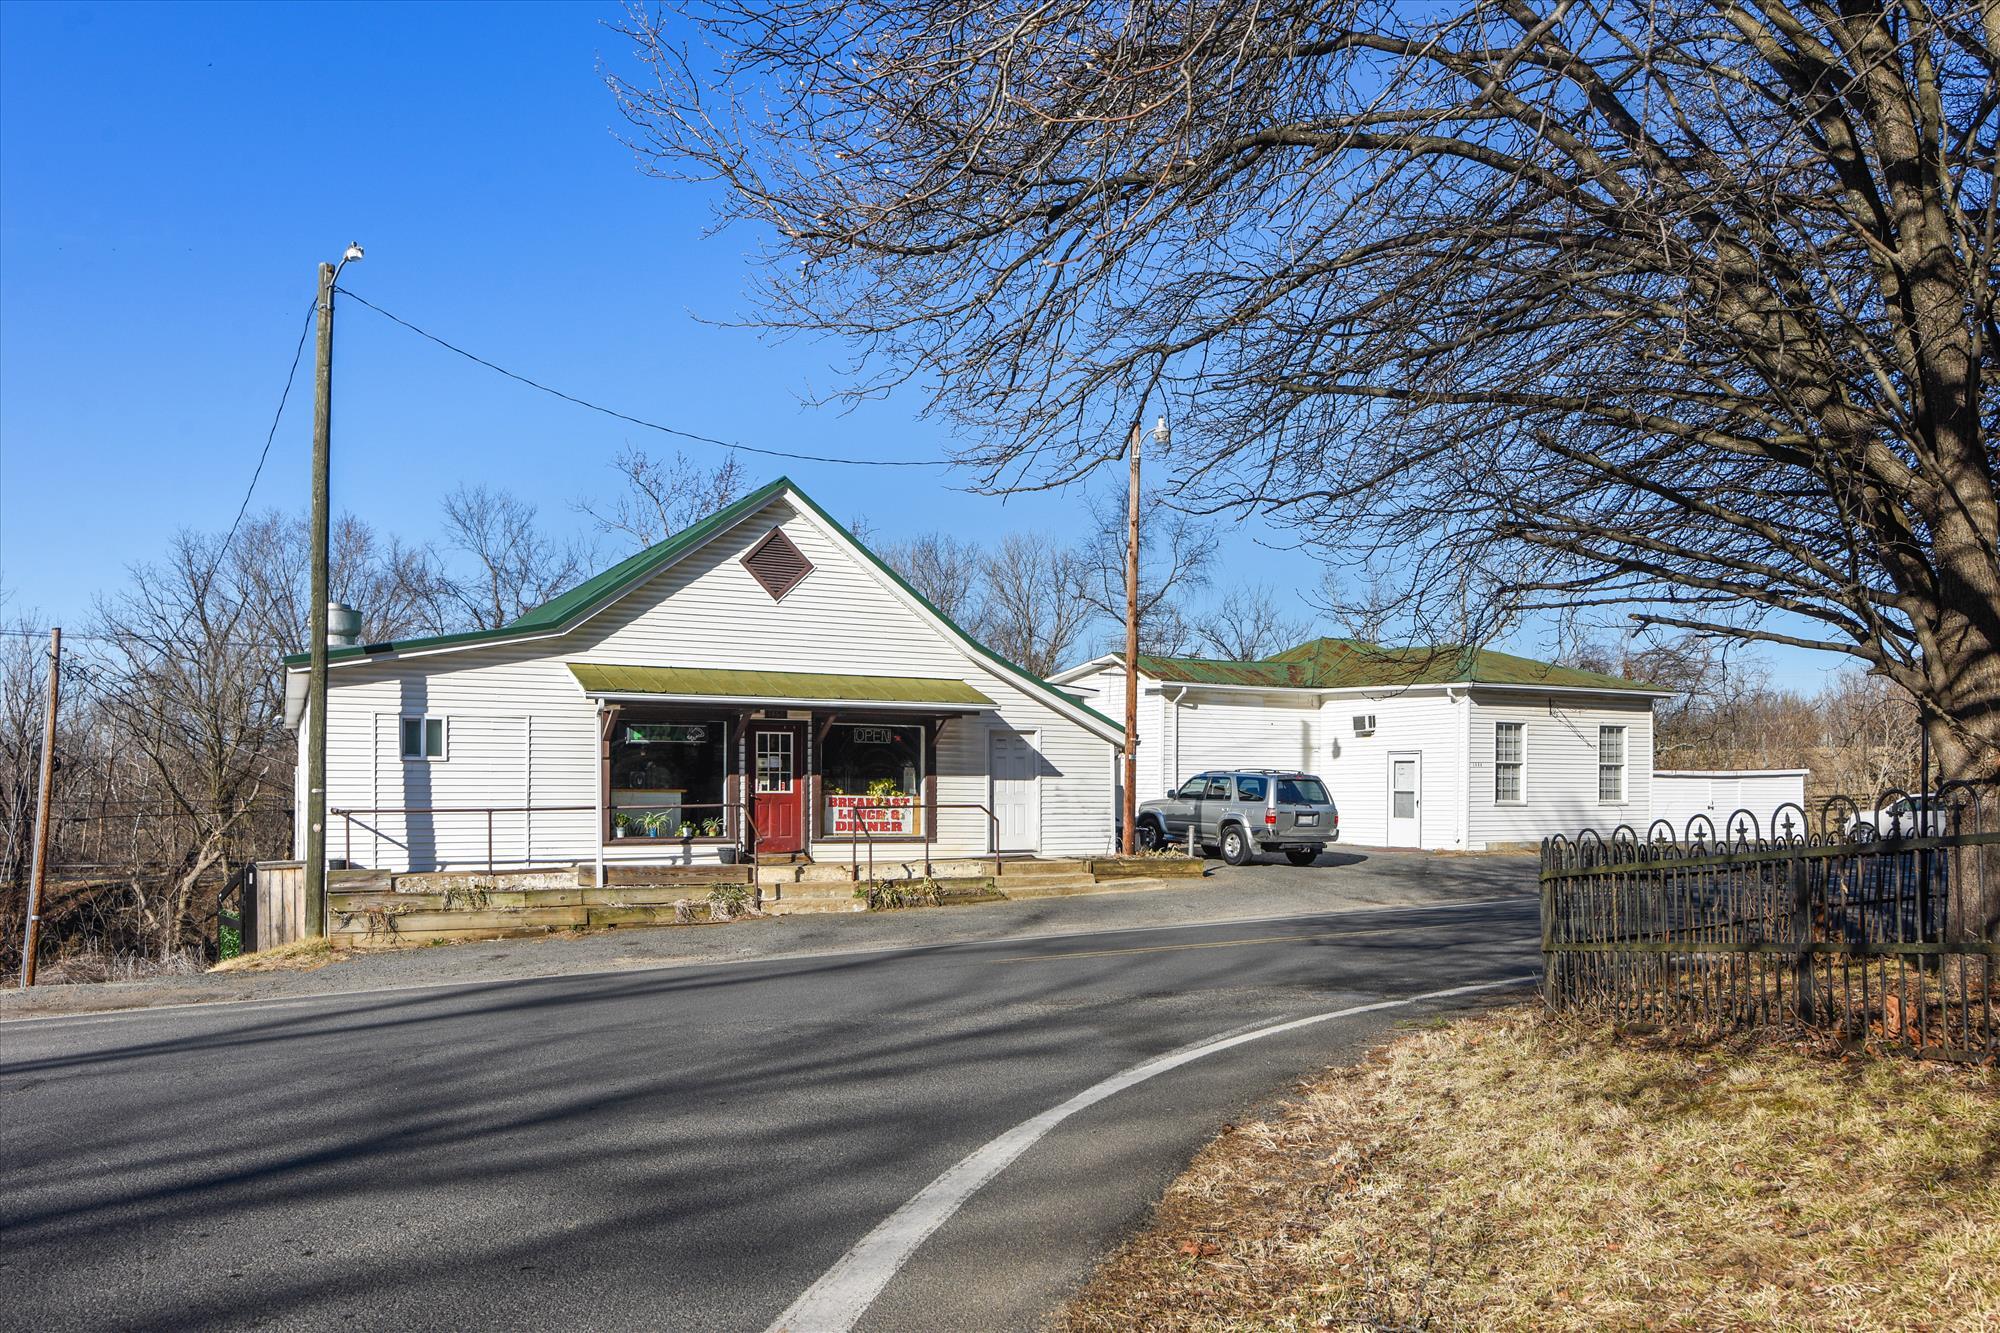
left=567, top=663, right=996, bottom=709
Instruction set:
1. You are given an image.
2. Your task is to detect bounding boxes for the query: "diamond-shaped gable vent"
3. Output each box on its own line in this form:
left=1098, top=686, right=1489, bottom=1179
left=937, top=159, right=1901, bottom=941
left=741, top=528, right=813, bottom=600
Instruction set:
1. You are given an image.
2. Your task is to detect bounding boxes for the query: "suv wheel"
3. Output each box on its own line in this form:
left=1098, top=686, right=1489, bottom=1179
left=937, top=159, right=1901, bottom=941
left=1284, top=848, right=1318, bottom=866
left=1134, top=819, right=1162, bottom=851
left=1219, top=825, right=1253, bottom=866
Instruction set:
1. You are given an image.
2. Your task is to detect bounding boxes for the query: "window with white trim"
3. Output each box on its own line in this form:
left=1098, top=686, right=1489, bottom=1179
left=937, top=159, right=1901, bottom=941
left=1494, top=721, right=1525, bottom=802
left=400, top=715, right=446, bottom=761
left=1598, top=725, right=1627, bottom=802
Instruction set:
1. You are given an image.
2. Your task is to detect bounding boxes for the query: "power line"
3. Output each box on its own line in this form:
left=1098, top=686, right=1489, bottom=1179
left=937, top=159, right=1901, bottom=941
left=334, top=287, right=953, bottom=470
left=214, top=299, right=317, bottom=564
left=0, top=628, right=289, bottom=651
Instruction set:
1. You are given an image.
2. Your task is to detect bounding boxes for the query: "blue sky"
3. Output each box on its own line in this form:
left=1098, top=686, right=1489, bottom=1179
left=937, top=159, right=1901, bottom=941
left=0, top=1, right=1848, bottom=689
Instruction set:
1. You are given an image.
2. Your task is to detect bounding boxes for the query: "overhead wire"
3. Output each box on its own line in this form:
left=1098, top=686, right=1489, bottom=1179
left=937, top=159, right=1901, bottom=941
left=212, top=298, right=318, bottom=569
left=333, top=286, right=954, bottom=470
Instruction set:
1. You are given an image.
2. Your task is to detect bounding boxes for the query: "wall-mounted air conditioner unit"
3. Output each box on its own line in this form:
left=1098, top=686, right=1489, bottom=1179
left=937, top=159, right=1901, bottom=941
left=1353, top=714, right=1377, bottom=736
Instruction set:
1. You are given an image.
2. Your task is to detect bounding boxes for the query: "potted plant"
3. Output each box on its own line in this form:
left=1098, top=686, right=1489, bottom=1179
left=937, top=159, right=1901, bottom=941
left=640, top=812, right=670, bottom=838
left=613, top=812, right=634, bottom=840
left=700, top=817, right=723, bottom=838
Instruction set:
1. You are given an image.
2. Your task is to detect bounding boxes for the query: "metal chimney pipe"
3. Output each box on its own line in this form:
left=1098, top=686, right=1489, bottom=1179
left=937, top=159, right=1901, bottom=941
left=327, top=602, right=362, bottom=647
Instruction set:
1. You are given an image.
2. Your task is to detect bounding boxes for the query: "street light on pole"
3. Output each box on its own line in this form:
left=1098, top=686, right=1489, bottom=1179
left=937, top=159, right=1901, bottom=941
left=304, top=242, right=362, bottom=936
left=1122, top=414, right=1168, bottom=855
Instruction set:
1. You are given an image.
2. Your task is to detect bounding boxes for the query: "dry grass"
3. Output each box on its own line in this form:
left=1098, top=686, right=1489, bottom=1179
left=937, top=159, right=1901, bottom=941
left=26, top=945, right=209, bottom=985
left=208, top=937, right=339, bottom=974
left=1059, top=1006, right=2000, bottom=1332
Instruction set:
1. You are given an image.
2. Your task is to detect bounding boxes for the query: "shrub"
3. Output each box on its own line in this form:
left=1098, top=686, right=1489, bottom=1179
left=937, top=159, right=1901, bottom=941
left=856, top=876, right=943, bottom=910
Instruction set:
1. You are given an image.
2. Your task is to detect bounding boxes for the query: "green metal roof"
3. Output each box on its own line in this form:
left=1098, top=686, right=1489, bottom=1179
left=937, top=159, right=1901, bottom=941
left=1130, top=638, right=1659, bottom=693
left=569, top=663, right=995, bottom=707
left=281, top=477, right=796, bottom=667
left=278, top=475, right=1122, bottom=739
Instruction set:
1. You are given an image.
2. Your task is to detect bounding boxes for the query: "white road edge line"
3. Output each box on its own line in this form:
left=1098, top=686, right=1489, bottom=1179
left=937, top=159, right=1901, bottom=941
left=2, top=894, right=1536, bottom=1030
left=766, top=973, right=1538, bottom=1333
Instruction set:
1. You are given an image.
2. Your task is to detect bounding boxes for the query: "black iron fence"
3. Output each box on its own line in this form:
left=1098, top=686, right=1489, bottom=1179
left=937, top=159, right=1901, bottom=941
left=1541, top=781, right=1998, bottom=1060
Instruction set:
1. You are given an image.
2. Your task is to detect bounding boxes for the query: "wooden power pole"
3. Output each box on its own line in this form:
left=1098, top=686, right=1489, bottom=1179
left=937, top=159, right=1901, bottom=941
left=19, top=627, right=60, bottom=988
left=1122, top=422, right=1142, bottom=855
left=304, top=260, right=336, bottom=937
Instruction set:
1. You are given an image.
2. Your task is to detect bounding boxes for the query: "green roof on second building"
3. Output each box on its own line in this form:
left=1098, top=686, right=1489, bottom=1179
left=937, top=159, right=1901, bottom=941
left=1121, top=638, right=1661, bottom=694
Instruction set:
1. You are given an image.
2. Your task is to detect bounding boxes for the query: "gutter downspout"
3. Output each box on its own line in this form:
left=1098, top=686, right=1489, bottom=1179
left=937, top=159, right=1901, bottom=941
left=593, top=699, right=607, bottom=890
left=1170, top=686, right=1191, bottom=794
left=1448, top=686, right=1469, bottom=850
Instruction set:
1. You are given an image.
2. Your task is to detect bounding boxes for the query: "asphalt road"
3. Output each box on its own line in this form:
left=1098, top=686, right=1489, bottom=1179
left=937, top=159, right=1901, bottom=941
left=2, top=892, right=1540, bottom=1332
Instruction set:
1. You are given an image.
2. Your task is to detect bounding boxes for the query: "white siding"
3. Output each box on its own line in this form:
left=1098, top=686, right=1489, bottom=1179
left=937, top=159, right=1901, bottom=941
left=303, top=495, right=1118, bottom=871
left=1465, top=692, right=1655, bottom=847
left=1170, top=692, right=1320, bottom=792
left=1650, top=770, right=1809, bottom=841
left=1312, top=691, right=1464, bottom=848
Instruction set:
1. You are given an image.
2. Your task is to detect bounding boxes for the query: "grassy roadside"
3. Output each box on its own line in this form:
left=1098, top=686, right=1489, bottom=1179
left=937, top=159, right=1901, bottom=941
left=1060, top=1006, right=1999, bottom=1331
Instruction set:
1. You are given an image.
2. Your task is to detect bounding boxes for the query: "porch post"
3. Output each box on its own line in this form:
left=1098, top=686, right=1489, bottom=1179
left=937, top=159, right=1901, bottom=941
left=595, top=702, right=617, bottom=889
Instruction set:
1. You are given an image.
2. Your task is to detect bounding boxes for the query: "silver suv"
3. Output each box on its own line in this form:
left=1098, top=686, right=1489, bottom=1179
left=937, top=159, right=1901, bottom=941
left=1133, top=770, right=1338, bottom=866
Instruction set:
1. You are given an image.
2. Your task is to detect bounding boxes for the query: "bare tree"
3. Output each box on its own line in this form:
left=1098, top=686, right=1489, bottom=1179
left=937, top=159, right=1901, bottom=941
left=578, top=445, right=746, bottom=550
left=979, top=534, right=1095, bottom=676
left=89, top=532, right=291, bottom=959
left=1196, top=585, right=1312, bottom=660
left=877, top=531, right=987, bottom=628
left=613, top=0, right=1999, bottom=788
left=1079, top=495, right=1214, bottom=658
left=421, top=485, right=591, bottom=632
left=231, top=511, right=435, bottom=654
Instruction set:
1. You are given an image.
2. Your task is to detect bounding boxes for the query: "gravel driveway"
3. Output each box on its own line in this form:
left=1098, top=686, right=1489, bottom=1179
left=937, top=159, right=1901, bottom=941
left=0, top=846, right=1536, bottom=1021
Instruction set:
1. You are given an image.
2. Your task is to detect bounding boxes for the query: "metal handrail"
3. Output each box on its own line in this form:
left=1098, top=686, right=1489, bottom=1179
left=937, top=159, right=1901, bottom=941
left=840, top=800, right=1005, bottom=882
left=331, top=801, right=761, bottom=895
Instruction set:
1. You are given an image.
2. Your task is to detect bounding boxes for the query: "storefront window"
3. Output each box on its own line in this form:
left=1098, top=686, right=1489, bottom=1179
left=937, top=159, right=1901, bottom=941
left=821, top=723, right=924, bottom=836
left=609, top=719, right=729, bottom=839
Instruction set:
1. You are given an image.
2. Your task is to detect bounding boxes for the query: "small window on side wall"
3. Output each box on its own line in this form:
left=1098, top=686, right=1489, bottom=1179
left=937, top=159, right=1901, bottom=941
left=1494, top=721, right=1525, bottom=803
left=400, top=715, right=446, bottom=761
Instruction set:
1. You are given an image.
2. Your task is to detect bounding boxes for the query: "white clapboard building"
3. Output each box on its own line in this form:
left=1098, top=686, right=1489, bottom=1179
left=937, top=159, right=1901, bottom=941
left=285, top=478, right=1124, bottom=877
left=1054, top=642, right=1673, bottom=850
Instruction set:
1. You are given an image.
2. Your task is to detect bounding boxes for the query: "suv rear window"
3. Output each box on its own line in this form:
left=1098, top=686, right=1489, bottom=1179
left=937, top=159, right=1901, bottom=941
left=1276, top=777, right=1329, bottom=805
left=1236, top=775, right=1268, bottom=801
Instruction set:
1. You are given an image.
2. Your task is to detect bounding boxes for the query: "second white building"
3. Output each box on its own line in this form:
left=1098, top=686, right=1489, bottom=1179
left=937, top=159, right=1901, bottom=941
left=1054, top=641, right=1670, bottom=850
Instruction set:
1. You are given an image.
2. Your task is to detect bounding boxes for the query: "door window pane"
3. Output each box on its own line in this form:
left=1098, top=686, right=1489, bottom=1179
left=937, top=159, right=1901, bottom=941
left=755, top=731, right=794, bottom=794
left=1205, top=777, right=1232, bottom=799
left=1236, top=775, right=1268, bottom=802
left=1392, top=759, right=1417, bottom=819
left=1176, top=778, right=1208, bottom=799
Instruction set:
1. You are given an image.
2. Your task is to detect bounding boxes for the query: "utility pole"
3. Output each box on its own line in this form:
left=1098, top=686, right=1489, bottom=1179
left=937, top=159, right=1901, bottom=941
left=305, top=261, right=334, bottom=937
left=19, top=627, right=60, bottom=988
left=1122, top=417, right=1167, bottom=853
left=1123, top=422, right=1142, bottom=854
left=305, top=243, right=363, bottom=937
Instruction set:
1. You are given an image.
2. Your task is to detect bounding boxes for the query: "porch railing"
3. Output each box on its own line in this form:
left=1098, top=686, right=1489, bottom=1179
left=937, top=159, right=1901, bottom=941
left=842, top=801, right=1004, bottom=883
left=329, top=801, right=765, bottom=908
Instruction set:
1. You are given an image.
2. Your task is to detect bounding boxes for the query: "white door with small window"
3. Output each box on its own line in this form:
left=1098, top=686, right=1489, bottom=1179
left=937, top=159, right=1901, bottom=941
left=989, top=729, right=1041, bottom=852
left=1386, top=751, right=1422, bottom=847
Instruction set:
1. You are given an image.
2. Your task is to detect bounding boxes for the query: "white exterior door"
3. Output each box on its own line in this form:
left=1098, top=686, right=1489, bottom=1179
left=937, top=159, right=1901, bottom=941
left=1387, top=751, right=1422, bottom=847
left=990, top=729, right=1042, bottom=852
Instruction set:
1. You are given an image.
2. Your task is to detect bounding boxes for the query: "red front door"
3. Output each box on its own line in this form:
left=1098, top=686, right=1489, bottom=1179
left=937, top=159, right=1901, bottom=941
left=752, top=726, right=805, bottom=853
